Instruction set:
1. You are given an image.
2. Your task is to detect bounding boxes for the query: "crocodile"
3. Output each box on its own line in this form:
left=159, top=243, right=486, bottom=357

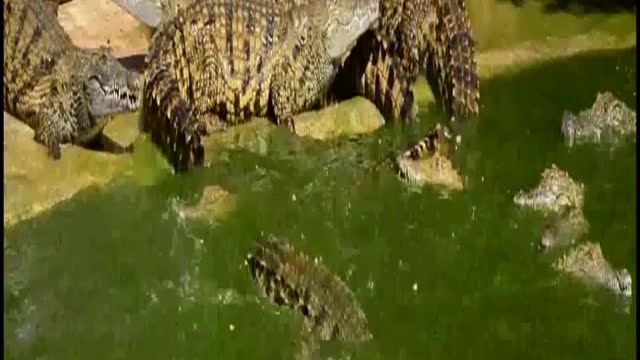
left=245, top=233, right=373, bottom=343
left=392, top=123, right=463, bottom=190
left=513, top=164, right=584, bottom=214
left=514, top=164, right=589, bottom=251
left=3, top=0, right=140, bottom=159
left=561, top=91, right=637, bottom=148
left=139, top=0, right=380, bottom=172
left=335, top=0, right=481, bottom=122
left=553, top=241, right=632, bottom=298
left=111, top=0, right=480, bottom=124
left=540, top=206, right=589, bottom=252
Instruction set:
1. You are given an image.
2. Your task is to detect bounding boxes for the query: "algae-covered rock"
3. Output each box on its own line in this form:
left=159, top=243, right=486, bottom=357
left=3, top=112, right=135, bottom=227
left=294, top=97, right=386, bottom=140
left=202, top=97, right=386, bottom=157
left=4, top=98, right=384, bottom=227
left=174, top=185, right=237, bottom=222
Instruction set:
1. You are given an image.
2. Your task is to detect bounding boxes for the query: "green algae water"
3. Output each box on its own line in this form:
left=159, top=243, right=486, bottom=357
left=4, top=5, right=637, bottom=360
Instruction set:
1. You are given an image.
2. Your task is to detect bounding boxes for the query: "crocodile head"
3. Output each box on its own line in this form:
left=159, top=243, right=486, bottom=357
left=80, top=47, right=141, bottom=119
left=316, top=0, right=380, bottom=61
left=513, top=165, right=584, bottom=214
left=614, top=268, right=633, bottom=297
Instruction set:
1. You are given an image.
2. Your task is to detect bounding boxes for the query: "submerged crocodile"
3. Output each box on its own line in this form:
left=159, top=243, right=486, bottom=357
left=245, top=233, right=372, bottom=343
left=513, top=164, right=585, bottom=214
left=513, top=164, right=588, bottom=251
left=561, top=91, right=637, bottom=148
left=386, top=123, right=464, bottom=191
left=540, top=206, right=588, bottom=252
left=139, top=0, right=380, bottom=172
left=112, top=0, right=480, bottom=124
left=553, top=241, right=632, bottom=298
left=515, top=167, right=631, bottom=300
left=3, top=0, right=140, bottom=159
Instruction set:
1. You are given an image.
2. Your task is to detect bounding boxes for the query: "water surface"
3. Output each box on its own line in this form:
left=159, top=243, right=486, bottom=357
left=3, top=11, right=637, bottom=360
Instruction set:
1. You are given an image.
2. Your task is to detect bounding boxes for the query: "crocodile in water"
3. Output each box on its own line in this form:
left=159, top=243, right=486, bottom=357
left=245, top=233, right=373, bottom=343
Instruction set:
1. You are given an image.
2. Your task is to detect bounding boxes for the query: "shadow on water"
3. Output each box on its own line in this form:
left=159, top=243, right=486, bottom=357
left=3, top=47, right=636, bottom=359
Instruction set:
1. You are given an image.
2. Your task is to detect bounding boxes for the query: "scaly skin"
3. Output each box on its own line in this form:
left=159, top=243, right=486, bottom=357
left=140, top=0, right=379, bottom=172
left=245, top=233, right=373, bottom=343
left=110, top=0, right=480, bottom=124
left=561, top=91, right=637, bottom=148
left=513, top=164, right=585, bottom=215
left=3, top=0, right=140, bottom=159
left=553, top=241, right=632, bottom=297
left=514, top=165, right=591, bottom=255
left=324, top=0, right=480, bottom=122
left=385, top=123, right=463, bottom=190
left=540, top=206, right=589, bottom=252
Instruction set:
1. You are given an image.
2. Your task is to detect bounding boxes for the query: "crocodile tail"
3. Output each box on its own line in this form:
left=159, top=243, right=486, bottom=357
left=140, top=66, right=204, bottom=172
left=423, top=0, right=480, bottom=120
left=362, top=36, right=417, bottom=123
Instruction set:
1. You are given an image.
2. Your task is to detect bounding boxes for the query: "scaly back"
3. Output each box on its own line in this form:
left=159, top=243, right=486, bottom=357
left=3, top=0, right=75, bottom=114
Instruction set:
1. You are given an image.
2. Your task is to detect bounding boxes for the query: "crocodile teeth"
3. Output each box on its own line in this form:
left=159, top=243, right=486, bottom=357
left=106, top=87, right=138, bottom=109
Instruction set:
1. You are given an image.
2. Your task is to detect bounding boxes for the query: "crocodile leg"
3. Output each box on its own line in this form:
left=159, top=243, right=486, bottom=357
left=32, top=100, right=75, bottom=160
left=422, top=0, right=479, bottom=120
left=141, top=66, right=205, bottom=171
left=34, top=117, right=63, bottom=160
left=270, top=33, right=337, bottom=135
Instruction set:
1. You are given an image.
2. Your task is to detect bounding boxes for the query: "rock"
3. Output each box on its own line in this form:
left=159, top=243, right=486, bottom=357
left=58, top=0, right=151, bottom=58
left=174, top=185, right=237, bottom=222
left=3, top=112, right=135, bottom=227
left=293, top=97, right=387, bottom=140
left=202, top=97, right=386, bottom=158
left=4, top=97, right=384, bottom=227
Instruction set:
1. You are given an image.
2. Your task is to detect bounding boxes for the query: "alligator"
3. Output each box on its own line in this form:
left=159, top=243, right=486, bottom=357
left=553, top=241, right=632, bottom=298
left=513, top=164, right=589, bottom=251
left=3, top=0, right=141, bottom=159
left=111, top=0, right=480, bottom=124
left=139, top=0, right=380, bottom=172
left=561, top=91, right=637, bottom=148
left=245, top=233, right=373, bottom=343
